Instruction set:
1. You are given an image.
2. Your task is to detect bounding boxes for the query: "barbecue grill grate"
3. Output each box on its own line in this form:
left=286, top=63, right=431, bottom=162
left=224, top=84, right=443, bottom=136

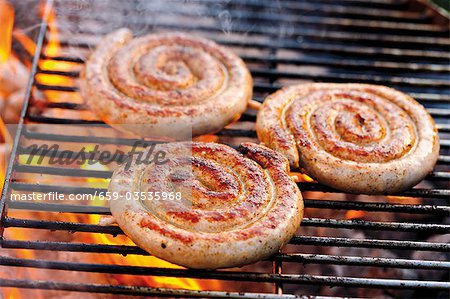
left=1, top=0, right=449, bottom=298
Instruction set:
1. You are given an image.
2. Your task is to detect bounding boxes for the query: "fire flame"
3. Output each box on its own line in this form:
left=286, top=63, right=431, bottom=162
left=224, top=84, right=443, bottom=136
left=12, top=30, right=36, bottom=63
left=194, top=134, right=219, bottom=143
left=289, top=172, right=315, bottom=183
left=345, top=210, right=367, bottom=220
left=0, top=0, right=14, bottom=64
left=0, top=116, right=11, bottom=189
left=36, top=3, right=79, bottom=102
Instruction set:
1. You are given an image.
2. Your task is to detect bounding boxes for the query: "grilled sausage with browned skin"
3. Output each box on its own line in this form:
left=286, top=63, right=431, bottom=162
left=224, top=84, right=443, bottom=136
left=109, top=142, right=303, bottom=269
left=79, top=29, right=252, bottom=139
left=256, top=83, right=439, bottom=195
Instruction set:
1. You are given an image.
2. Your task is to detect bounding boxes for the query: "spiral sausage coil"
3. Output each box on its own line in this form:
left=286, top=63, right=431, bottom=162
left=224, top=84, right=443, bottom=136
left=109, top=142, right=303, bottom=269
left=80, top=29, right=252, bottom=139
left=256, top=83, right=439, bottom=194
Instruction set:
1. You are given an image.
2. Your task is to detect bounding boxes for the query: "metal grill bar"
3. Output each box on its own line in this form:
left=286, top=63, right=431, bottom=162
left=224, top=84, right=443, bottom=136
left=251, top=83, right=450, bottom=102
left=0, top=279, right=304, bottom=299
left=20, top=164, right=450, bottom=180
left=289, top=236, right=450, bottom=251
left=39, top=55, right=450, bottom=76
left=1, top=245, right=449, bottom=269
left=13, top=139, right=450, bottom=165
left=277, top=254, right=450, bottom=270
left=3, top=217, right=449, bottom=235
left=60, top=31, right=450, bottom=52
left=10, top=182, right=450, bottom=199
left=36, top=68, right=450, bottom=89
left=20, top=114, right=450, bottom=138
left=18, top=124, right=450, bottom=144
left=16, top=127, right=450, bottom=154
left=54, top=36, right=450, bottom=68
left=34, top=82, right=450, bottom=104
left=8, top=200, right=450, bottom=215
left=0, top=257, right=448, bottom=289
left=60, top=14, right=447, bottom=39
left=4, top=236, right=449, bottom=253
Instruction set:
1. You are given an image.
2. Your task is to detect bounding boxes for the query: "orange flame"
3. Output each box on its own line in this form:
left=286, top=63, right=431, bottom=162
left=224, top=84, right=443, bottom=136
left=12, top=30, right=36, bottom=57
left=0, top=0, right=14, bottom=63
left=386, top=195, right=422, bottom=205
left=345, top=210, right=366, bottom=220
left=194, top=134, right=219, bottom=143
left=36, top=3, right=79, bottom=102
left=0, top=116, right=11, bottom=189
left=5, top=288, right=20, bottom=299
left=289, top=172, right=315, bottom=183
